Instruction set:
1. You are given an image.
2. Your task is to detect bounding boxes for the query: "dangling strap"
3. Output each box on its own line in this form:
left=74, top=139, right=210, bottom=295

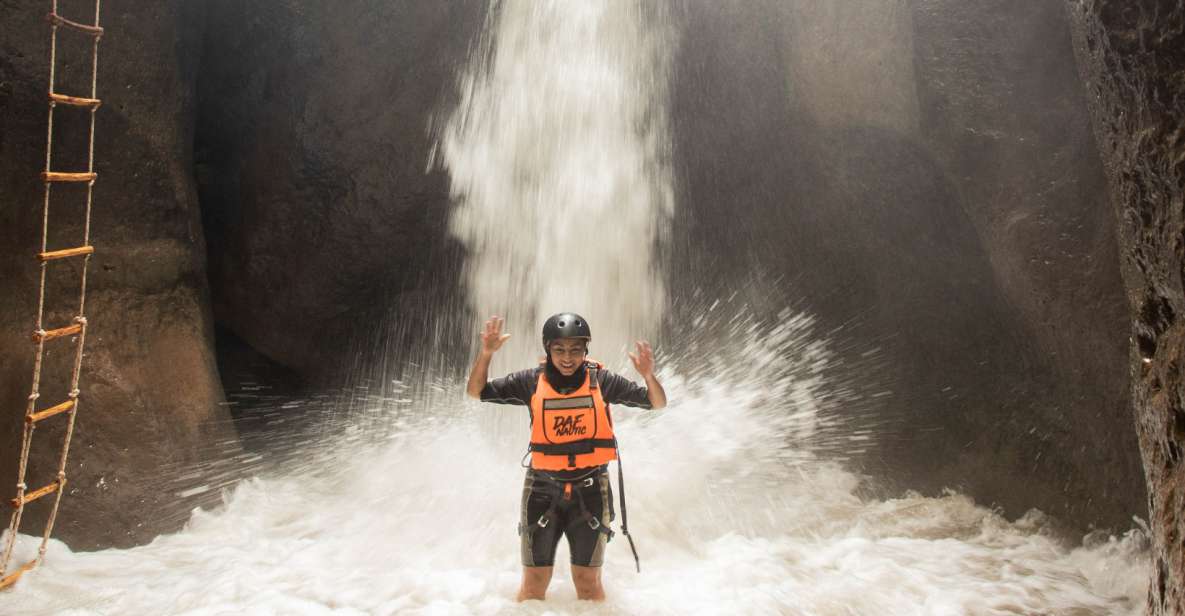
left=615, top=442, right=641, bottom=573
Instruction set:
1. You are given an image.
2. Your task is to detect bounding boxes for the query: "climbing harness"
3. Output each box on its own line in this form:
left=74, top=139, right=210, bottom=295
left=1, top=0, right=104, bottom=591
left=521, top=470, right=615, bottom=542
left=519, top=456, right=642, bottom=572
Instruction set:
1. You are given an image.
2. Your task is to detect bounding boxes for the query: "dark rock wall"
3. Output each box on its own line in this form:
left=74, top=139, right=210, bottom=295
left=1068, top=1, right=1185, bottom=612
left=669, top=0, right=1142, bottom=533
left=909, top=0, right=1141, bottom=531
left=195, top=1, right=487, bottom=383
left=0, top=1, right=238, bottom=549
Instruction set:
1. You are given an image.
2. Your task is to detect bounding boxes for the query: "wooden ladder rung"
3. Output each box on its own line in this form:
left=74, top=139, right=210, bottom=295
left=11, top=479, right=63, bottom=508
left=49, top=92, right=101, bottom=109
left=26, top=400, right=76, bottom=424
left=0, top=560, right=37, bottom=591
left=46, top=13, right=104, bottom=36
left=33, top=323, right=83, bottom=343
left=41, top=171, right=96, bottom=183
left=38, top=246, right=94, bottom=262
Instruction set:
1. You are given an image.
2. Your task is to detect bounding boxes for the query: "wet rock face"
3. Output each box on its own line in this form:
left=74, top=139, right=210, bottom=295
left=0, top=1, right=239, bottom=549
left=907, top=0, right=1142, bottom=533
left=670, top=0, right=1143, bottom=533
left=1068, top=1, right=1185, bottom=612
left=195, top=1, right=487, bottom=382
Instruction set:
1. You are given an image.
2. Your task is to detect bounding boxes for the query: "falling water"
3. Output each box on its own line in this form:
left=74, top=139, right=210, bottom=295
left=439, top=1, right=674, bottom=369
left=0, top=2, right=1153, bottom=614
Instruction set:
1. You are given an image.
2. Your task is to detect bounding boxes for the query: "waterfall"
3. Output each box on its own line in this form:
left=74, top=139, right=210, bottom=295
left=440, top=1, right=674, bottom=370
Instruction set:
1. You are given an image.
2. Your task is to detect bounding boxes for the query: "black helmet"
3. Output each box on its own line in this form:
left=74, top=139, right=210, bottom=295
left=542, top=313, right=591, bottom=351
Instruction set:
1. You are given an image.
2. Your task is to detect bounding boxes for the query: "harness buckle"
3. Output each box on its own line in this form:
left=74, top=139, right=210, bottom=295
left=588, top=516, right=601, bottom=530
left=537, top=515, right=550, bottom=528
left=581, top=477, right=595, bottom=488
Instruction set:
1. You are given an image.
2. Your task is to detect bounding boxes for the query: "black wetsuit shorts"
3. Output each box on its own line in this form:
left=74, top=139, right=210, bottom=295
left=519, top=467, right=614, bottom=567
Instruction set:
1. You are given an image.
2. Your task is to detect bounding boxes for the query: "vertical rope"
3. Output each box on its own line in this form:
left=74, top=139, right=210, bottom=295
left=40, top=318, right=87, bottom=560
left=82, top=0, right=101, bottom=250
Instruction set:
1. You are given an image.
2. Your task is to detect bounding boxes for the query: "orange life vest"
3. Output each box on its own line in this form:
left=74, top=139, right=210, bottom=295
left=528, top=361, right=618, bottom=471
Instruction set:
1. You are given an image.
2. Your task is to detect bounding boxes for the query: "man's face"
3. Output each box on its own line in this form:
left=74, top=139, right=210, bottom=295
left=549, top=338, right=588, bottom=376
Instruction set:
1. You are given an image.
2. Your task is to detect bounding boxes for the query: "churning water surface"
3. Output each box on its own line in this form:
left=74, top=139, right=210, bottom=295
left=0, top=312, right=1152, bottom=614
left=0, top=1, right=1153, bottom=614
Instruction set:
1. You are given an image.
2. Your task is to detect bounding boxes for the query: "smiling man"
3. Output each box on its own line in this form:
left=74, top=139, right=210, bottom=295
left=465, top=312, right=666, bottom=602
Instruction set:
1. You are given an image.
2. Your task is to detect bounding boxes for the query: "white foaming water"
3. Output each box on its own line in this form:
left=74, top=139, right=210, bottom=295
left=0, top=312, right=1149, bottom=615
left=0, top=2, right=1152, bottom=614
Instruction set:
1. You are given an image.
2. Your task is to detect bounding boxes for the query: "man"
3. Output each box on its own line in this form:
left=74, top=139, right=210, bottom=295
left=466, top=312, right=667, bottom=602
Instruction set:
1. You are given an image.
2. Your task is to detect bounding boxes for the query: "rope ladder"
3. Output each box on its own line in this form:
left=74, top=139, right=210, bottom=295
left=1, top=0, right=104, bottom=591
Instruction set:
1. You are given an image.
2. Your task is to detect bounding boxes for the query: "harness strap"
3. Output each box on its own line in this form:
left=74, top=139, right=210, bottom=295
left=529, top=439, right=615, bottom=468
left=528, top=439, right=617, bottom=455
left=583, top=365, right=602, bottom=466
left=522, top=483, right=562, bottom=537
left=572, top=477, right=615, bottom=540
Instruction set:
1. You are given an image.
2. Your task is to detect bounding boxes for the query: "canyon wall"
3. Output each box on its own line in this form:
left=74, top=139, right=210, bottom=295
left=1068, top=0, right=1185, bottom=611
left=0, top=0, right=237, bottom=549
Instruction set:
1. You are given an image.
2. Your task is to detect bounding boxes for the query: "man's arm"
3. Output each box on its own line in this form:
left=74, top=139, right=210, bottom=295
left=628, top=340, right=667, bottom=409
left=466, top=351, right=494, bottom=399
left=466, top=316, right=510, bottom=399
left=642, top=372, right=667, bottom=409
